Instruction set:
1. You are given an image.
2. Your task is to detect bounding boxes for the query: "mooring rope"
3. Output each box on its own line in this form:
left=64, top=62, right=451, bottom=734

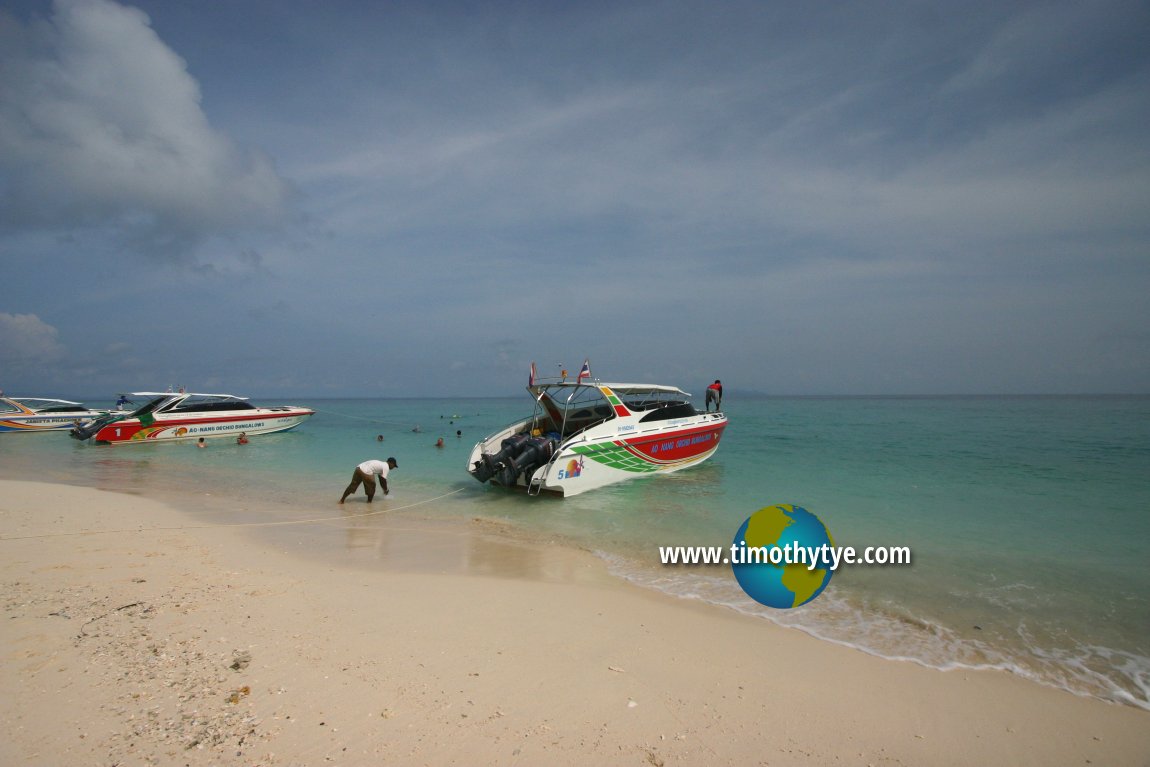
left=0, top=487, right=467, bottom=541
left=307, top=407, right=419, bottom=429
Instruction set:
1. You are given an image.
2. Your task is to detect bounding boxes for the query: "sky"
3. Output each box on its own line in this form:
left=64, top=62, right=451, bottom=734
left=1, top=0, right=1148, bottom=398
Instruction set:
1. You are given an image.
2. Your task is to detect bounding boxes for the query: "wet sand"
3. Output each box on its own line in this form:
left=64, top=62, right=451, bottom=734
left=2, top=479, right=1148, bottom=766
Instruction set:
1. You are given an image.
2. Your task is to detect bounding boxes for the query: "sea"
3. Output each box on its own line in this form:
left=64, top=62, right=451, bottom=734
left=2, top=394, right=1148, bottom=711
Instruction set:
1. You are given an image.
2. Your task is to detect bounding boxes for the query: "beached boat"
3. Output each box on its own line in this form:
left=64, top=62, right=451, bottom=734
left=69, top=392, right=314, bottom=444
left=0, top=396, right=113, bottom=433
left=468, top=376, right=727, bottom=497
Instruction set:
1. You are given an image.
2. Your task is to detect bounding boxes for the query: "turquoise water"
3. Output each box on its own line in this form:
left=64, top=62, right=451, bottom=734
left=2, top=395, right=1148, bottom=710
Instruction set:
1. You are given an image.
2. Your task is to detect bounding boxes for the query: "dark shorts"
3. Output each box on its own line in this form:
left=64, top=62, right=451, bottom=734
left=346, top=468, right=377, bottom=497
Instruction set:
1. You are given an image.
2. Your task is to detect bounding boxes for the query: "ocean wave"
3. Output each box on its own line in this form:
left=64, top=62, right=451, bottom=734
left=596, top=551, right=1150, bottom=712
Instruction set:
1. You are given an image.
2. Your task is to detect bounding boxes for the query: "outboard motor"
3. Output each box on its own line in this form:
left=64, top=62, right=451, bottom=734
left=492, top=435, right=559, bottom=487
left=471, top=433, right=531, bottom=483
left=70, top=413, right=117, bottom=441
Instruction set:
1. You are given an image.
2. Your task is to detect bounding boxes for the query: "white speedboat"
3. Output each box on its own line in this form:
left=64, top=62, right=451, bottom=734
left=468, top=377, right=727, bottom=497
left=70, top=392, right=314, bottom=444
left=0, top=396, right=112, bottom=433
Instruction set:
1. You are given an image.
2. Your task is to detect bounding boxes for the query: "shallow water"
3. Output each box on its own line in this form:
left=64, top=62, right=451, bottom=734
left=3, top=394, right=1148, bottom=709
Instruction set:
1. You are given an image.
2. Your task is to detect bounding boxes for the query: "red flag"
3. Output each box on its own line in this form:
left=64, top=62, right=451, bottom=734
left=577, top=359, right=591, bottom=382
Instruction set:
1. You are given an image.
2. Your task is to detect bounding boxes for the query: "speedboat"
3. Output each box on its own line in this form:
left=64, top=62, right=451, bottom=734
left=0, top=396, right=112, bottom=433
left=70, top=391, right=314, bottom=444
left=468, top=377, right=727, bottom=497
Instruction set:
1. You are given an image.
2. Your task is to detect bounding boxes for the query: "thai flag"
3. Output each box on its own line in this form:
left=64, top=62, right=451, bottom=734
left=577, top=359, right=591, bottom=382
left=529, top=361, right=537, bottom=387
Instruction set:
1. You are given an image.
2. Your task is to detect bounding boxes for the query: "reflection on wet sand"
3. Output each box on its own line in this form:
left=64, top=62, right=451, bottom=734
left=90, top=455, right=156, bottom=495
left=0, top=432, right=609, bottom=588
left=329, top=505, right=607, bottom=585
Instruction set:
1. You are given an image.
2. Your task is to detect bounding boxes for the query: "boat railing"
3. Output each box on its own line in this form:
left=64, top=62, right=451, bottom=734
left=527, top=444, right=566, bottom=496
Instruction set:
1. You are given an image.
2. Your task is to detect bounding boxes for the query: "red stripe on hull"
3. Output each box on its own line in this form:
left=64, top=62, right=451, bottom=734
left=96, top=422, right=145, bottom=441
left=620, top=422, right=727, bottom=463
left=94, top=410, right=313, bottom=442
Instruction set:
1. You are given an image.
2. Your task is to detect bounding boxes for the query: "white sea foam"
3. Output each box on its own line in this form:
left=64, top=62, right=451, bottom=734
left=597, top=550, right=1150, bottom=712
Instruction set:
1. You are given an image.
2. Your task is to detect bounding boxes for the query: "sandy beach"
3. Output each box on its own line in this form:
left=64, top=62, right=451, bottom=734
left=2, top=478, right=1148, bottom=766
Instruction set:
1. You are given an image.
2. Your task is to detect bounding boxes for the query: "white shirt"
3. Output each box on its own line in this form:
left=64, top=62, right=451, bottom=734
left=357, top=460, right=390, bottom=478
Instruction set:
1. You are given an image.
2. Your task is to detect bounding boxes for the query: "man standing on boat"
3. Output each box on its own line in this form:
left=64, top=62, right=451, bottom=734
left=339, top=457, right=398, bottom=503
left=706, top=380, right=723, bottom=412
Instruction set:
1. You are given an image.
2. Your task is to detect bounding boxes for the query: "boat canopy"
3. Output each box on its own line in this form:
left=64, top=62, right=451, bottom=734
left=128, top=392, right=250, bottom=400
left=528, top=382, right=689, bottom=397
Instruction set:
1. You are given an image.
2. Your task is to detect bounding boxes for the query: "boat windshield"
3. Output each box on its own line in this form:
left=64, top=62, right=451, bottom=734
left=533, top=384, right=616, bottom=436
left=535, top=385, right=615, bottom=438
left=613, top=388, right=693, bottom=412
left=5, top=398, right=86, bottom=413
left=29, top=402, right=89, bottom=414
left=129, top=396, right=172, bottom=418
left=164, top=395, right=256, bottom=413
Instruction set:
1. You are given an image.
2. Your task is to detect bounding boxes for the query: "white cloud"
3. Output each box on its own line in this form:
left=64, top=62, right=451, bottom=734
left=0, top=0, right=290, bottom=257
left=0, top=312, right=67, bottom=367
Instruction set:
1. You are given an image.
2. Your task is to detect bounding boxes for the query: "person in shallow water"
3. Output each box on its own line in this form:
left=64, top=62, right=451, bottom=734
left=339, top=457, right=398, bottom=503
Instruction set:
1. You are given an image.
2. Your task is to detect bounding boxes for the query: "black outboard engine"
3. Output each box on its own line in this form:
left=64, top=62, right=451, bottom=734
left=472, top=433, right=531, bottom=482
left=498, top=435, right=558, bottom=486
left=70, top=413, right=117, bottom=441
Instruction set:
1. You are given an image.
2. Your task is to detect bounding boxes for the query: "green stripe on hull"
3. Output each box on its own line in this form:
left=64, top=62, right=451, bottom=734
left=570, top=443, right=660, bottom=473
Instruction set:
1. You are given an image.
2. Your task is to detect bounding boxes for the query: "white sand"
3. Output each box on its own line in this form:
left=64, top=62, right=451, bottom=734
left=2, top=479, right=1148, bottom=766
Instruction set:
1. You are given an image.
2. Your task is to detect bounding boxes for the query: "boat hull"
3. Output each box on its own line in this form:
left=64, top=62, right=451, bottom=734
left=0, top=413, right=105, bottom=433
left=86, top=408, right=314, bottom=444
left=468, top=413, right=727, bottom=497
left=537, top=418, right=726, bottom=496
left=0, top=397, right=110, bottom=433
left=542, top=419, right=726, bottom=496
